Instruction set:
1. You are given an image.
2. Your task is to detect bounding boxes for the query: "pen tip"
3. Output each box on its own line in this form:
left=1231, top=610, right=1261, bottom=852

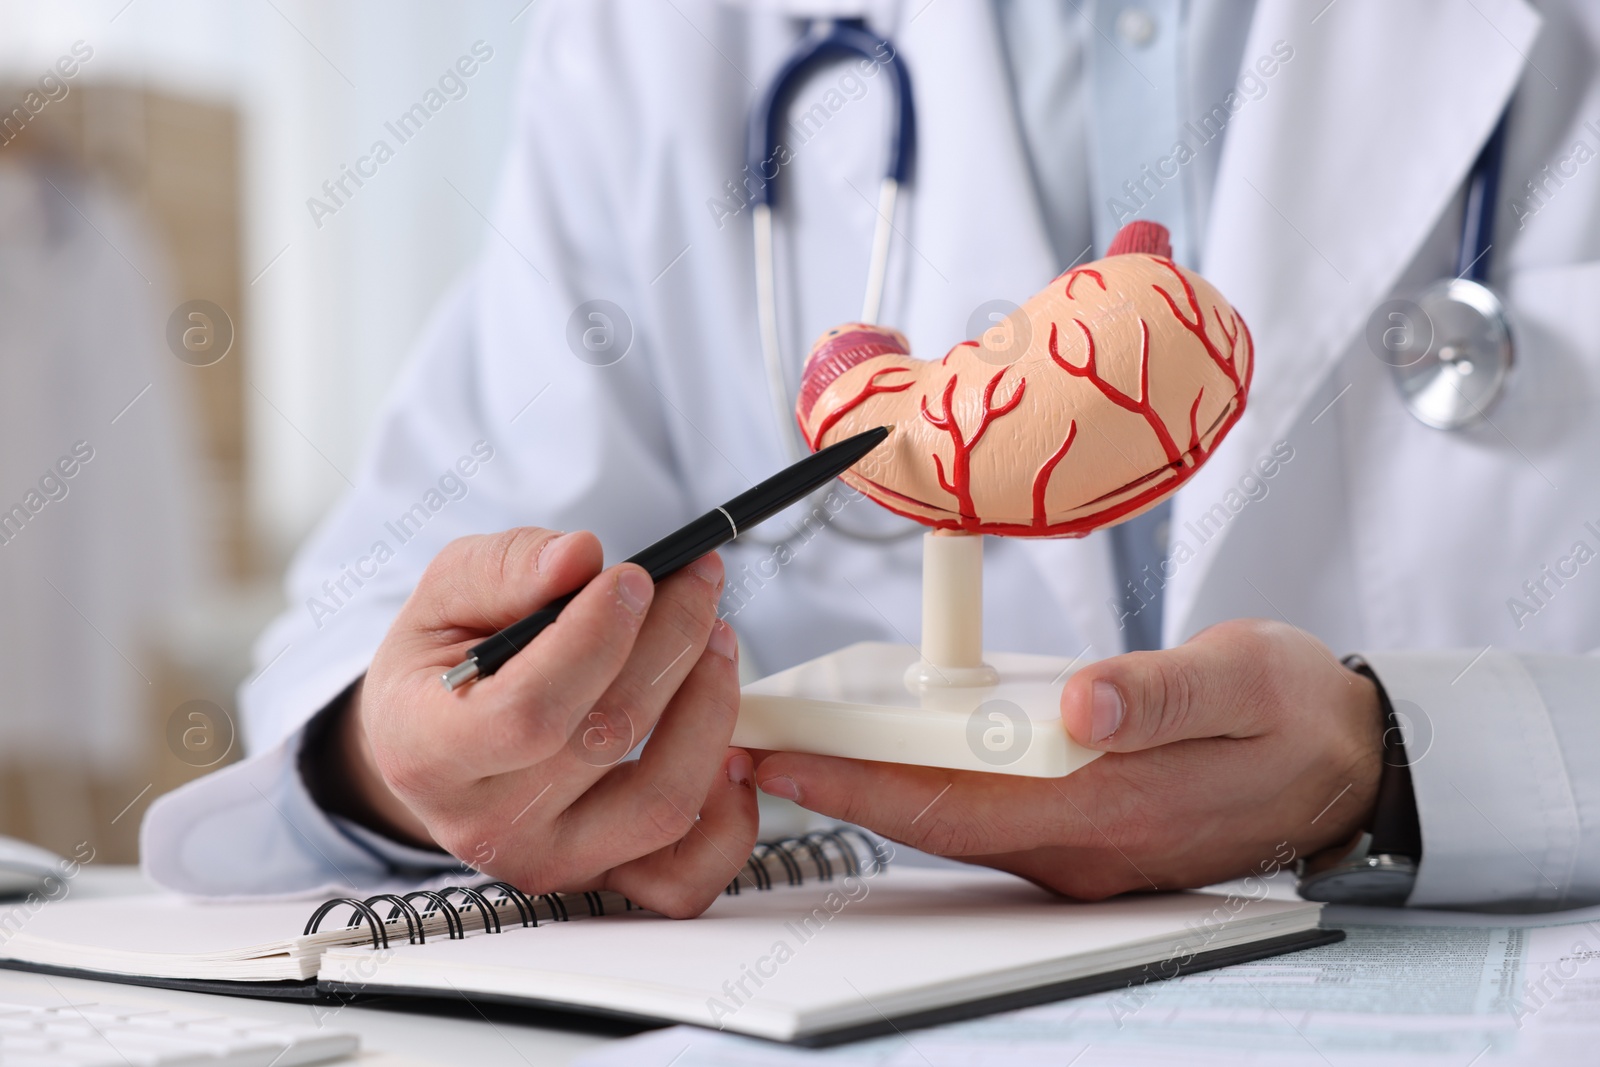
left=837, top=425, right=889, bottom=459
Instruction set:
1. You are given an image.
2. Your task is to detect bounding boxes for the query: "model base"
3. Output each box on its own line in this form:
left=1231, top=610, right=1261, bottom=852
left=731, top=641, right=1101, bottom=778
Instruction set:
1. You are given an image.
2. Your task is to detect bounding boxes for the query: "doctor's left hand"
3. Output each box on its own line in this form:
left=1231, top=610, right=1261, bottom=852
left=753, top=619, right=1385, bottom=898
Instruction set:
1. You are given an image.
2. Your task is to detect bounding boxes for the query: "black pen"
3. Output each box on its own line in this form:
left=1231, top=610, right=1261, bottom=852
left=441, top=425, right=891, bottom=690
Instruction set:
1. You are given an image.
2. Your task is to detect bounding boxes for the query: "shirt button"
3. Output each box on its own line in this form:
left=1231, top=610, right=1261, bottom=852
left=1115, top=7, right=1157, bottom=47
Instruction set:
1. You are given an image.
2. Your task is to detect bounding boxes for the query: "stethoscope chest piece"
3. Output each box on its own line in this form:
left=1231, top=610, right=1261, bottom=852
left=1387, top=278, right=1513, bottom=431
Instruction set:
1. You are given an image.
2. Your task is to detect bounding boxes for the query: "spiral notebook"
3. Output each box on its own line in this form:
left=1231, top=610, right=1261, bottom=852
left=0, top=831, right=1338, bottom=1045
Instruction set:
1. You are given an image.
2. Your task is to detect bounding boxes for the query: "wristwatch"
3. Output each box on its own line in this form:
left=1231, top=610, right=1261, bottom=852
left=1297, top=657, right=1423, bottom=906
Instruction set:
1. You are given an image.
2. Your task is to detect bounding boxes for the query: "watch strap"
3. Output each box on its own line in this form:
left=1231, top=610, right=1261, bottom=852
left=1343, top=656, right=1422, bottom=862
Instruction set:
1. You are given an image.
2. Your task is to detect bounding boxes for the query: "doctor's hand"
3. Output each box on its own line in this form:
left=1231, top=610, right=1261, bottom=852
left=753, top=619, right=1384, bottom=898
left=303, top=527, right=758, bottom=918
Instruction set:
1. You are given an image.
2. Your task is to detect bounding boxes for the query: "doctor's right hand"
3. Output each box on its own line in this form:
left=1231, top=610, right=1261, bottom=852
left=301, top=527, right=757, bottom=918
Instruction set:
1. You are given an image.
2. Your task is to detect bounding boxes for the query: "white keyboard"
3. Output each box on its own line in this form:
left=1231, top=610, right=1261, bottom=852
left=0, top=995, right=358, bottom=1066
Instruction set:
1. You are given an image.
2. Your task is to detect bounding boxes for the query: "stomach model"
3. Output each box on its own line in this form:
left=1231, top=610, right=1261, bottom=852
left=796, top=221, right=1253, bottom=537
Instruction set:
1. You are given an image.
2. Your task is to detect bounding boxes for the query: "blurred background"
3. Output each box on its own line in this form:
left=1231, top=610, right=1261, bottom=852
left=0, top=0, right=528, bottom=861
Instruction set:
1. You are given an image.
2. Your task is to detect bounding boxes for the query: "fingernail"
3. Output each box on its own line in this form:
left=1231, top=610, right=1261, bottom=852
left=758, top=775, right=800, bottom=802
left=707, top=619, right=738, bottom=661
left=727, top=752, right=753, bottom=787
left=616, top=567, right=653, bottom=616
left=1091, top=680, right=1125, bottom=744
left=688, top=553, right=724, bottom=590
left=535, top=531, right=572, bottom=575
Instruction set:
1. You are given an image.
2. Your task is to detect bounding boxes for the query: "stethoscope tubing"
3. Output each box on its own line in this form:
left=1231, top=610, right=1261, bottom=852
left=748, top=18, right=922, bottom=546
left=1458, top=110, right=1508, bottom=282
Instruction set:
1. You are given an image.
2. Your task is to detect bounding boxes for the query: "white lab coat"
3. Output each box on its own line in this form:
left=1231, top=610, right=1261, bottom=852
left=144, top=0, right=1600, bottom=907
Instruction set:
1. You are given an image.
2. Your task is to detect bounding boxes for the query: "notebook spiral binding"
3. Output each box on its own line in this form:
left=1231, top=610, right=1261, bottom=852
left=304, top=827, right=890, bottom=951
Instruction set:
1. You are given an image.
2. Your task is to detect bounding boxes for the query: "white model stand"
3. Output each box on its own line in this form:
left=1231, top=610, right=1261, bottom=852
left=731, top=533, right=1101, bottom=778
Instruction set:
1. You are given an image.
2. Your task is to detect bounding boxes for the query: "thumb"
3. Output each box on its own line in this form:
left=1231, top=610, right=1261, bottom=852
left=1061, top=634, right=1263, bottom=752
left=404, top=527, right=604, bottom=634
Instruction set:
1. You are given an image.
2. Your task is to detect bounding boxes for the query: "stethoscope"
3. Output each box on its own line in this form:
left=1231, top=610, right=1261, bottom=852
left=747, top=17, right=921, bottom=545
left=1378, top=111, right=1515, bottom=430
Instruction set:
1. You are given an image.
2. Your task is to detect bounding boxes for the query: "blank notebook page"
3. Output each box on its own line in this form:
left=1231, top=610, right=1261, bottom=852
left=5, top=896, right=371, bottom=980
left=317, top=866, right=1321, bottom=1041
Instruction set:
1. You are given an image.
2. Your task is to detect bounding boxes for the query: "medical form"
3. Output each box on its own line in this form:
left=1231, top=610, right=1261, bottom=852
left=576, top=902, right=1600, bottom=1065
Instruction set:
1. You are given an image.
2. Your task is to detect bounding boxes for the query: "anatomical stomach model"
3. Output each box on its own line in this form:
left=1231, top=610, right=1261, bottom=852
left=796, top=220, right=1253, bottom=536
left=730, top=222, right=1254, bottom=777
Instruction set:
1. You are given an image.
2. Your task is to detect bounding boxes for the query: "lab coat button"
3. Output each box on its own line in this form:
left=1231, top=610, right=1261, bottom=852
left=1115, top=8, right=1157, bottom=47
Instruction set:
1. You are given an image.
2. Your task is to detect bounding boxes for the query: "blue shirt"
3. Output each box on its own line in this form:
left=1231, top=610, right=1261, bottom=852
left=996, top=0, right=1256, bottom=651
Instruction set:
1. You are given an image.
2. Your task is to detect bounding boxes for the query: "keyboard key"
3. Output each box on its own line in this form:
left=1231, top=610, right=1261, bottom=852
left=0, top=997, right=358, bottom=1065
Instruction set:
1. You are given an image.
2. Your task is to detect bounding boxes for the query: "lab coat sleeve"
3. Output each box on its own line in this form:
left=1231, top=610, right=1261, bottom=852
left=1359, top=649, right=1596, bottom=909
left=142, top=5, right=696, bottom=896
left=139, top=727, right=464, bottom=897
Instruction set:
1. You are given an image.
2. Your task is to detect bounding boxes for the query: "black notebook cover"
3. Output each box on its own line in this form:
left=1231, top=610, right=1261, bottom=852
left=0, top=958, right=324, bottom=1001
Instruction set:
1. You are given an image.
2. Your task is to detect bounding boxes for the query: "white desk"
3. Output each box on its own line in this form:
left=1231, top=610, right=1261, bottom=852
left=10, top=867, right=1600, bottom=1066
left=0, top=868, right=624, bottom=1067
